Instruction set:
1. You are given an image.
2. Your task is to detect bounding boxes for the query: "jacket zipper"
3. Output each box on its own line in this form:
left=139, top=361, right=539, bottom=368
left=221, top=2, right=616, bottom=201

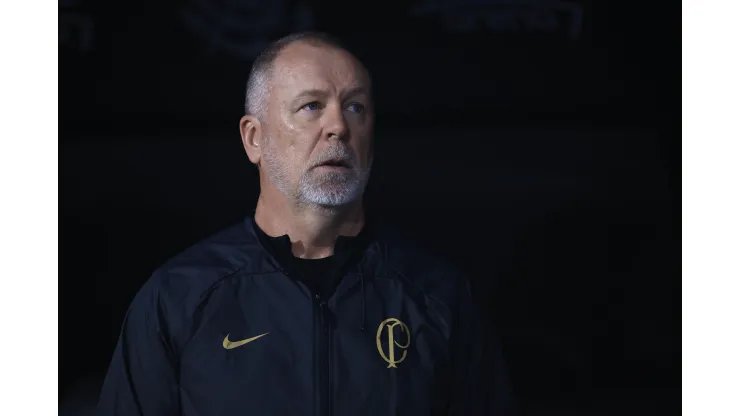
left=314, top=293, right=331, bottom=416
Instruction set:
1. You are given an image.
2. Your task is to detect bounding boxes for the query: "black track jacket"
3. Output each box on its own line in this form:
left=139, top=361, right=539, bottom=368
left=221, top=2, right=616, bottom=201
left=97, top=216, right=516, bottom=415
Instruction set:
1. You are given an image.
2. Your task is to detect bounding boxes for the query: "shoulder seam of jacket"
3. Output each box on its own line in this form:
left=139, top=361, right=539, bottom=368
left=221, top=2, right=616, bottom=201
left=172, top=267, right=281, bottom=354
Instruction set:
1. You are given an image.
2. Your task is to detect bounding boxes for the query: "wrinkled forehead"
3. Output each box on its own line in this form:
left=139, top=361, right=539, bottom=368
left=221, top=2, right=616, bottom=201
left=270, top=43, right=371, bottom=98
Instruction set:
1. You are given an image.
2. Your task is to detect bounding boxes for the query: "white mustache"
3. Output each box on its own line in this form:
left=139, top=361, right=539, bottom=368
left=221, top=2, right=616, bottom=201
left=313, top=147, right=356, bottom=167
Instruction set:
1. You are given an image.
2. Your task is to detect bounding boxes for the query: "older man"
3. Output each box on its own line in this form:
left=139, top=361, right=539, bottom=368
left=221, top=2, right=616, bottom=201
left=97, top=32, right=516, bottom=416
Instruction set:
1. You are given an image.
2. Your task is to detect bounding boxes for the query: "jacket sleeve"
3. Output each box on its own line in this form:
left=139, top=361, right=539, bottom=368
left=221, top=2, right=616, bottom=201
left=96, top=275, right=181, bottom=416
left=448, top=277, right=519, bottom=415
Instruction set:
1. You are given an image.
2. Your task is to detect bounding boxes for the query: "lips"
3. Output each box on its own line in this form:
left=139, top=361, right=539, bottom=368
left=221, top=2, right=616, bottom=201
left=318, top=158, right=350, bottom=168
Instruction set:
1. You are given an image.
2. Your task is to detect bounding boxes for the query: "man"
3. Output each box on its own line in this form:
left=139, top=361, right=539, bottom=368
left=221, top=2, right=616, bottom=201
left=97, top=32, right=516, bottom=415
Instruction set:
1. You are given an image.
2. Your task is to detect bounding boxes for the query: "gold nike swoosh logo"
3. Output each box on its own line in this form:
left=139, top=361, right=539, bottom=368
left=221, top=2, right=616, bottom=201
left=222, top=333, right=269, bottom=350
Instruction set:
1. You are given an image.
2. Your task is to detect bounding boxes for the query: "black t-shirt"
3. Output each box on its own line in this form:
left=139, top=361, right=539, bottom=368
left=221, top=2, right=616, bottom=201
left=250, top=217, right=371, bottom=299
left=291, top=256, right=335, bottom=296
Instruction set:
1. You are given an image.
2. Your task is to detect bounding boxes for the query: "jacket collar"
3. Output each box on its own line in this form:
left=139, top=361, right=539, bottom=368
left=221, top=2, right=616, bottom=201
left=243, top=212, right=378, bottom=288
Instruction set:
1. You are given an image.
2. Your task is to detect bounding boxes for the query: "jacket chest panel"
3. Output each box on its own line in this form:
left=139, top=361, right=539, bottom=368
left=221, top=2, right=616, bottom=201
left=177, top=274, right=452, bottom=414
left=330, top=278, right=452, bottom=414
left=179, top=276, right=315, bottom=413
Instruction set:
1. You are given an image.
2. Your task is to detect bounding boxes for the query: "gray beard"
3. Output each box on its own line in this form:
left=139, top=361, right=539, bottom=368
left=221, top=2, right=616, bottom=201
left=297, top=165, right=371, bottom=207
left=261, top=140, right=371, bottom=208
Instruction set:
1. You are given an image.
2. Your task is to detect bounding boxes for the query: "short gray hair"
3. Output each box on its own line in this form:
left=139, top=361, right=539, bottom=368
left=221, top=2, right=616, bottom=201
left=244, top=32, right=350, bottom=119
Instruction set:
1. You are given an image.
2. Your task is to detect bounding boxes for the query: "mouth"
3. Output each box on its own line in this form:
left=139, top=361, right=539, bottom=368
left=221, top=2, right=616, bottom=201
left=317, top=159, right=351, bottom=169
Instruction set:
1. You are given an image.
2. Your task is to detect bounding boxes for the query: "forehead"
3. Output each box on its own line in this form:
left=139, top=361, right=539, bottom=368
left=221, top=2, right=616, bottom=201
left=270, top=42, right=370, bottom=95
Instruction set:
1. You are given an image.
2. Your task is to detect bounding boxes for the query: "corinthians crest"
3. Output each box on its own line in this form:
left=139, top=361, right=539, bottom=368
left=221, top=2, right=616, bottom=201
left=376, top=318, right=411, bottom=368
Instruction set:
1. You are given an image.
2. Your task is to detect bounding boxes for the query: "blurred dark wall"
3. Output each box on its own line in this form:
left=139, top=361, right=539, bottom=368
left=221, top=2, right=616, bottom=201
left=60, top=1, right=679, bottom=414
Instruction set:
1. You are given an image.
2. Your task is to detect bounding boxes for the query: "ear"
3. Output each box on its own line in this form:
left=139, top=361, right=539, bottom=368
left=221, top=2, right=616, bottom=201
left=240, top=115, right=263, bottom=166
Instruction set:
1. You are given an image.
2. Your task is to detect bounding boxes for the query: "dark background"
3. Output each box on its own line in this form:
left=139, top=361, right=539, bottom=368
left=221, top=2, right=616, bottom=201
left=60, top=0, right=680, bottom=414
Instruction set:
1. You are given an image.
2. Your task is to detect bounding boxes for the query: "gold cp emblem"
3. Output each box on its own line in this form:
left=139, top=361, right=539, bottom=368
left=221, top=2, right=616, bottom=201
left=376, top=318, right=411, bottom=368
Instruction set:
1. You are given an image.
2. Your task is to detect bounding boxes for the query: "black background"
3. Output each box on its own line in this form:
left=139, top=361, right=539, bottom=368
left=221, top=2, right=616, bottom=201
left=60, top=0, right=680, bottom=414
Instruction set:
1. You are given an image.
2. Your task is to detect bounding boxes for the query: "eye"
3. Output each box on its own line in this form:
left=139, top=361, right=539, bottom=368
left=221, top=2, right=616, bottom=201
left=347, top=103, right=365, bottom=114
left=301, top=101, right=321, bottom=111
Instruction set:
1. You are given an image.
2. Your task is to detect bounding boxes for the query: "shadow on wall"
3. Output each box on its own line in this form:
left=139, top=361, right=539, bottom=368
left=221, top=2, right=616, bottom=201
left=59, top=377, right=99, bottom=416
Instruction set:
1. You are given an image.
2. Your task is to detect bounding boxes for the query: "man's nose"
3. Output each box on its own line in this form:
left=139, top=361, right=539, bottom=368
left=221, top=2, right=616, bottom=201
left=323, top=104, right=349, bottom=141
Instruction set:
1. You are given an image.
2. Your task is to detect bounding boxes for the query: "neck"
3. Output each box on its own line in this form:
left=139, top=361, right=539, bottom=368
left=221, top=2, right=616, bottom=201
left=254, top=185, right=365, bottom=259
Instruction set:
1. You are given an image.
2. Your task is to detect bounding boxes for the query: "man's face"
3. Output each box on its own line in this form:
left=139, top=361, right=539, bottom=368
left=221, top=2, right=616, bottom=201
left=260, top=42, right=374, bottom=208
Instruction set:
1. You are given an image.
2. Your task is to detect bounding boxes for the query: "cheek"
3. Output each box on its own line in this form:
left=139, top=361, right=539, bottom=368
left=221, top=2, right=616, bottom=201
left=351, top=132, right=373, bottom=161
left=281, top=142, right=313, bottom=177
left=268, top=137, right=298, bottom=169
left=277, top=124, right=319, bottom=161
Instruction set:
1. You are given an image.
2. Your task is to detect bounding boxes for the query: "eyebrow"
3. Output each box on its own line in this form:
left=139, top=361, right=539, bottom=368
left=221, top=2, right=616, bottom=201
left=291, top=86, right=369, bottom=104
left=292, top=89, right=328, bottom=103
left=341, top=86, right=369, bottom=100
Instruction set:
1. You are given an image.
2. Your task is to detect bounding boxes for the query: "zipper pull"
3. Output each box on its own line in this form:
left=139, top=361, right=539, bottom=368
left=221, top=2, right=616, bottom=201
left=316, top=293, right=326, bottom=324
left=316, top=293, right=328, bottom=306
